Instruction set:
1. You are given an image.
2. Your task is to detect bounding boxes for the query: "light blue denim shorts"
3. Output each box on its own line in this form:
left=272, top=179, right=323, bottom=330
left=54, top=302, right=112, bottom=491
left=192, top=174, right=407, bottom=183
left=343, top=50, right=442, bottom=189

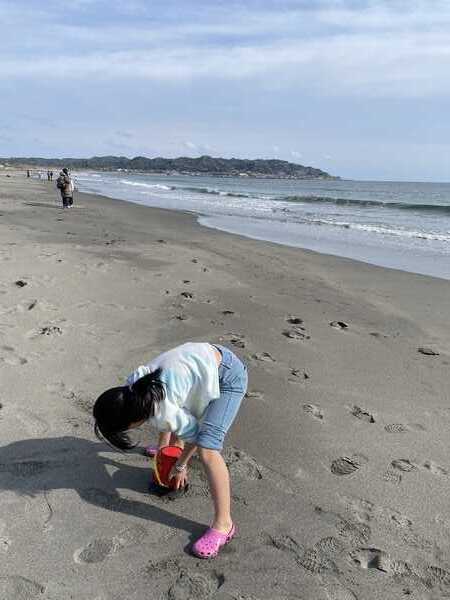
left=196, top=345, right=248, bottom=451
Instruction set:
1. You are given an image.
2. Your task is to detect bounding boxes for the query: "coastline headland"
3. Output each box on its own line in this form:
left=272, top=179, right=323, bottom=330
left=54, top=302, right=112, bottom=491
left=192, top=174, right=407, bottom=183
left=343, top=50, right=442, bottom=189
left=1, top=154, right=339, bottom=180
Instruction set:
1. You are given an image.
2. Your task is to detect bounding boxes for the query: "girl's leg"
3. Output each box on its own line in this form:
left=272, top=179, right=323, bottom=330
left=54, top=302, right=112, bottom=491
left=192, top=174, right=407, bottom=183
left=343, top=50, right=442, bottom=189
left=198, top=447, right=232, bottom=533
left=196, top=351, right=248, bottom=534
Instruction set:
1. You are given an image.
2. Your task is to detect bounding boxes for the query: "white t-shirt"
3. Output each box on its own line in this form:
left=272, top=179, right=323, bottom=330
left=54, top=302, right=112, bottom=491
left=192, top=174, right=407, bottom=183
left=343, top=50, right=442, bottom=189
left=126, top=342, right=220, bottom=442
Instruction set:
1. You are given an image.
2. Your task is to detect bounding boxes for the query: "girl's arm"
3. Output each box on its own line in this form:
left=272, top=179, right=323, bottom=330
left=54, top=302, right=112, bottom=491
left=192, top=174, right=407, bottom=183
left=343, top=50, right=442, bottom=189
left=176, top=442, right=197, bottom=467
left=158, top=431, right=172, bottom=448
left=169, top=442, right=197, bottom=490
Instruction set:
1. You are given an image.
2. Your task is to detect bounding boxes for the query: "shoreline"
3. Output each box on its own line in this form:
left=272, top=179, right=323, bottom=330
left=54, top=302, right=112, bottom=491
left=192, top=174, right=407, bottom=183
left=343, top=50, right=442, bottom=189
left=73, top=170, right=450, bottom=282
left=1, top=173, right=450, bottom=599
left=91, top=186, right=450, bottom=284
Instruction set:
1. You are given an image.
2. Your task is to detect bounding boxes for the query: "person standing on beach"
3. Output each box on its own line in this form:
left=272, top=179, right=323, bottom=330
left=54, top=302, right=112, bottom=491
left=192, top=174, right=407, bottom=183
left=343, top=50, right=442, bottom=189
left=56, top=168, right=74, bottom=208
left=93, top=342, right=248, bottom=559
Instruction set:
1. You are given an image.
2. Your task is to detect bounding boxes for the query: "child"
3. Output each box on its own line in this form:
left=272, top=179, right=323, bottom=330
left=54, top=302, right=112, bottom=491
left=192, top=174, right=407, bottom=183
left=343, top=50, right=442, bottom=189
left=93, top=342, right=248, bottom=559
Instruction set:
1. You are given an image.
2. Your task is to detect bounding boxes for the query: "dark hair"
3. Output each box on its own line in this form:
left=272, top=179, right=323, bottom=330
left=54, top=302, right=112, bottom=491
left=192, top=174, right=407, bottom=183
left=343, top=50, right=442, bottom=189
left=62, top=168, right=69, bottom=175
left=93, top=368, right=165, bottom=451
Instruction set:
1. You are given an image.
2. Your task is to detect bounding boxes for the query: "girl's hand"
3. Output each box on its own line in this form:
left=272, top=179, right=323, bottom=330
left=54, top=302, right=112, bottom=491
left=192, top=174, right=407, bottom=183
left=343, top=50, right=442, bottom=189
left=169, top=466, right=188, bottom=490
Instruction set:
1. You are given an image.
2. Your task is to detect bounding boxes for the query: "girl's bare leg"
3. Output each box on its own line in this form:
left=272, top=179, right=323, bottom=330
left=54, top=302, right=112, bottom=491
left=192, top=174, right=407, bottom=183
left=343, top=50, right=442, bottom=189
left=199, top=447, right=233, bottom=533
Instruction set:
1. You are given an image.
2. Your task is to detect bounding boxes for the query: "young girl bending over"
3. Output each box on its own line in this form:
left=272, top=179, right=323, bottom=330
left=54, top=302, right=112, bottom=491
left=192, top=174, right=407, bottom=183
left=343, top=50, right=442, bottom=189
left=93, top=342, right=248, bottom=559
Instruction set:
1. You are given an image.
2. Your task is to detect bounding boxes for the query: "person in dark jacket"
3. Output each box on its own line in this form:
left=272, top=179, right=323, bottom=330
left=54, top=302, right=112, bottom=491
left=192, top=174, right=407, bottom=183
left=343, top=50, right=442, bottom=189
left=56, top=168, right=74, bottom=208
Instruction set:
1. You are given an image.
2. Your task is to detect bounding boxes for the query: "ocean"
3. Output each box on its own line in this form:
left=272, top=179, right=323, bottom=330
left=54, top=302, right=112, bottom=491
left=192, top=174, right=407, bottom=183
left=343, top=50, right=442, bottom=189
left=75, top=171, right=450, bottom=280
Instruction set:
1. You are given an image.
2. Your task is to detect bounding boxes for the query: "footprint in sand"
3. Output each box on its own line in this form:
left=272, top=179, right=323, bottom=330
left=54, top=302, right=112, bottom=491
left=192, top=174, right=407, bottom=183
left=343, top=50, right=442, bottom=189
left=289, top=368, right=310, bottom=383
left=391, top=458, right=416, bottom=472
left=421, top=565, right=450, bottom=590
left=147, top=558, right=224, bottom=600
left=74, top=524, right=146, bottom=564
left=286, top=316, right=304, bottom=325
left=282, top=327, right=310, bottom=340
left=369, top=331, right=389, bottom=339
left=0, top=346, right=28, bottom=366
left=331, top=455, right=368, bottom=476
left=251, top=351, right=276, bottom=363
left=223, top=447, right=263, bottom=481
left=418, top=346, right=440, bottom=356
left=384, top=423, right=426, bottom=433
left=40, top=325, right=63, bottom=336
left=264, top=532, right=305, bottom=564
left=384, top=459, right=416, bottom=484
left=0, top=576, right=45, bottom=600
left=245, top=390, right=265, bottom=401
left=422, top=460, right=448, bottom=476
left=173, top=313, right=189, bottom=321
left=26, top=325, right=63, bottom=339
left=167, top=569, right=224, bottom=600
left=350, top=406, right=375, bottom=424
left=298, top=547, right=338, bottom=574
left=330, top=321, right=349, bottom=330
left=303, top=404, right=324, bottom=421
left=284, top=315, right=309, bottom=339
left=223, top=446, right=293, bottom=493
left=180, top=291, right=194, bottom=300
left=314, top=506, right=371, bottom=546
left=0, top=299, right=39, bottom=315
left=350, top=547, right=411, bottom=577
left=223, top=332, right=246, bottom=349
left=384, top=509, right=434, bottom=551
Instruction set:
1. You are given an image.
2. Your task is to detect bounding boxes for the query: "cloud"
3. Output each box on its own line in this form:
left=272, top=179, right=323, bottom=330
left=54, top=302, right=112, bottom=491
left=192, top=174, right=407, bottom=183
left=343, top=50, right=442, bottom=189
left=183, top=141, right=198, bottom=150
left=1, top=1, right=450, bottom=98
left=1, top=1, right=449, bottom=179
left=180, top=140, right=213, bottom=155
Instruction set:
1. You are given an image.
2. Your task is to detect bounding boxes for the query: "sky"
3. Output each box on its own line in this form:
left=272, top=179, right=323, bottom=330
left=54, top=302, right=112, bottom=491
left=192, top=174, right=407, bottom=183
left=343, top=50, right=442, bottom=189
left=0, top=0, right=449, bottom=181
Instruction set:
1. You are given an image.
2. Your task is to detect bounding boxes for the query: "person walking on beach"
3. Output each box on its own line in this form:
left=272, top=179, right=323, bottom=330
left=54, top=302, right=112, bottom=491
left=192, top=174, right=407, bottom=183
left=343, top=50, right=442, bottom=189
left=56, top=168, right=74, bottom=208
left=93, top=342, right=248, bottom=558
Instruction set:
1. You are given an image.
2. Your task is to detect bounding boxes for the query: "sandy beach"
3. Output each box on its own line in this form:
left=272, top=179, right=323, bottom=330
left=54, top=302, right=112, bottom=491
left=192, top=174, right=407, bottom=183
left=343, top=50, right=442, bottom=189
left=1, top=171, right=450, bottom=600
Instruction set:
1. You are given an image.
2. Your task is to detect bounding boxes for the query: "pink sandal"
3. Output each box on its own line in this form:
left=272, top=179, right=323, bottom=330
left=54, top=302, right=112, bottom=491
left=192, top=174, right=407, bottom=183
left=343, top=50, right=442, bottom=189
left=192, top=524, right=236, bottom=559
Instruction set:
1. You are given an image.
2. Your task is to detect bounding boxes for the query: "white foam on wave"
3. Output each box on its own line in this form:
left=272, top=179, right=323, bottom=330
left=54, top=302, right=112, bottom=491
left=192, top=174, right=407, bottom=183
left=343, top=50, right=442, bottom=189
left=305, top=218, right=450, bottom=243
left=119, top=179, right=172, bottom=191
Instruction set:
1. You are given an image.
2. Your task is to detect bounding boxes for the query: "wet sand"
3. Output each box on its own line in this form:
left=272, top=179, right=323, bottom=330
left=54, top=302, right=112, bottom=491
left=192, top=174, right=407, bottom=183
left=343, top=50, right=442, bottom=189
left=1, top=172, right=450, bottom=600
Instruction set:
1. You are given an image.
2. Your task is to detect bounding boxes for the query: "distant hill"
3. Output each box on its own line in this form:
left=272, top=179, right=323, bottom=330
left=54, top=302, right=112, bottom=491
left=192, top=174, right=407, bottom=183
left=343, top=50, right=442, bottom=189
left=2, top=155, right=338, bottom=179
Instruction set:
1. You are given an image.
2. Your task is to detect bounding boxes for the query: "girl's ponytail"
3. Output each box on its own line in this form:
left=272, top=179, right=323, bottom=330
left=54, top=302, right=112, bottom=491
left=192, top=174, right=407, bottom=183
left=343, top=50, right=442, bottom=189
left=129, top=367, right=165, bottom=414
left=93, top=368, right=165, bottom=451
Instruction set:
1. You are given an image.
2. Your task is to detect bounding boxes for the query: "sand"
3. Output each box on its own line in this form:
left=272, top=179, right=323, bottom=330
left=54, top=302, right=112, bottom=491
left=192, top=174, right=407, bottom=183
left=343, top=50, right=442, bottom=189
left=1, top=171, right=450, bottom=600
